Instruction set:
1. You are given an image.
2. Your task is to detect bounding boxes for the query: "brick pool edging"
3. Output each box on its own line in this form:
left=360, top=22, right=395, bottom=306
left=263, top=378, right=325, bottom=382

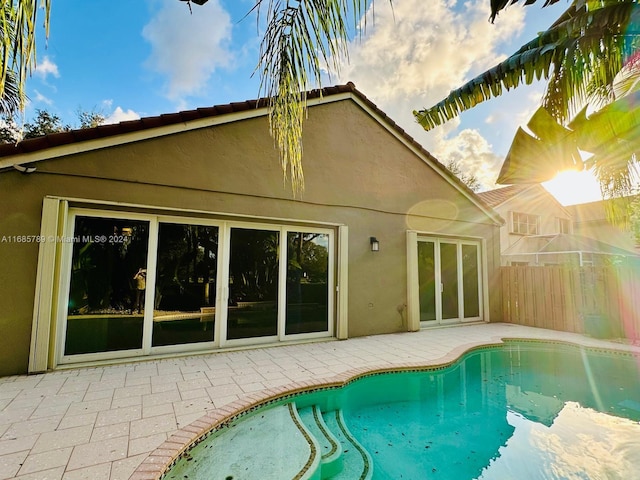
left=129, top=337, right=509, bottom=480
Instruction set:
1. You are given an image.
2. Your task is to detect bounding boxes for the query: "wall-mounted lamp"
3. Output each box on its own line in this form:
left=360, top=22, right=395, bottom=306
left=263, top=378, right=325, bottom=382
left=370, top=237, right=380, bottom=252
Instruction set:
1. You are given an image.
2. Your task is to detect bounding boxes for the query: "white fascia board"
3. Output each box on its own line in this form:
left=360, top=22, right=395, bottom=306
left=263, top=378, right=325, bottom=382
left=0, top=108, right=269, bottom=170
left=0, top=94, right=352, bottom=171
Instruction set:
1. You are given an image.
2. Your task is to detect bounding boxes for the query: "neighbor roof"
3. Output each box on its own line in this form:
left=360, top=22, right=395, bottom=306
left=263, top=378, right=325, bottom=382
left=476, top=184, right=532, bottom=208
left=477, top=183, right=571, bottom=216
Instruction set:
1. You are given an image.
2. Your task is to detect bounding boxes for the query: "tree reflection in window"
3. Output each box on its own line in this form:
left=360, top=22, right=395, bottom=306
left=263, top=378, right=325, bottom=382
left=152, top=223, right=219, bottom=347
left=286, top=232, right=329, bottom=335
left=227, top=228, right=280, bottom=340
left=65, top=216, right=149, bottom=355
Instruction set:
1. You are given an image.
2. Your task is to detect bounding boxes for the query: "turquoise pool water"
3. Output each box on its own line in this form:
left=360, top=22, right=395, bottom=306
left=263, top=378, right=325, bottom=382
left=167, top=342, right=640, bottom=479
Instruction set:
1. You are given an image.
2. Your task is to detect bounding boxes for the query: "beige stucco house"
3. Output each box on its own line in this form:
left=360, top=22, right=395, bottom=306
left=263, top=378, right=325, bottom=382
left=0, top=84, right=503, bottom=376
left=567, top=199, right=640, bottom=255
left=478, top=184, right=639, bottom=266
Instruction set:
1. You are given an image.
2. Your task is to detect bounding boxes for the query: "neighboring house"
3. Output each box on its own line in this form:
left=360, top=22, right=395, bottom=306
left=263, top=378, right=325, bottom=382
left=477, top=184, right=639, bottom=266
left=0, top=83, right=503, bottom=376
left=567, top=199, right=640, bottom=255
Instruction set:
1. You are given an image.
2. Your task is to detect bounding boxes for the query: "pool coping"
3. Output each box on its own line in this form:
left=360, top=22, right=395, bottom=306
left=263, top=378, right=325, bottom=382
left=130, top=333, right=640, bottom=480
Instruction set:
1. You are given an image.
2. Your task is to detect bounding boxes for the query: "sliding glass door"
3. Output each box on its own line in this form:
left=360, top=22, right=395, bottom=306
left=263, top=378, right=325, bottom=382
left=285, top=231, right=330, bottom=336
left=152, top=222, right=219, bottom=347
left=226, top=227, right=280, bottom=341
left=64, top=215, right=150, bottom=356
left=60, top=211, right=334, bottom=363
left=416, top=237, right=483, bottom=326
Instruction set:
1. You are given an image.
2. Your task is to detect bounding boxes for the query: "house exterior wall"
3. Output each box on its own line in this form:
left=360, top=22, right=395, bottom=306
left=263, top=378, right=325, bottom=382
left=0, top=98, right=502, bottom=375
left=492, top=186, right=572, bottom=262
left=568, top=201, right=640, bottom=254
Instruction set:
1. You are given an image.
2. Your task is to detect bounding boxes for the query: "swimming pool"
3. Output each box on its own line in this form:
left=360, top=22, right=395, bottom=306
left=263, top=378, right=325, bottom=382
left=164, top=341, right=640, bottom=479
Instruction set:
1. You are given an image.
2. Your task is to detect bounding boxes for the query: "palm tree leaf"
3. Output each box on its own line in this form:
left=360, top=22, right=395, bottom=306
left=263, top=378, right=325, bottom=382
left=415, top=0, right=639, bottom=131
left=256, top=0, right=381, bottom=195
left=490, top=0, right=563, bottom=23
left=0, top=0, right=51, bottom=114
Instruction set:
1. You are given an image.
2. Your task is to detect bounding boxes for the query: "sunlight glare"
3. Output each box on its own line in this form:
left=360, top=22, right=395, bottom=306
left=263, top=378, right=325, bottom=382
left=542, top=170, right=603, bottom=206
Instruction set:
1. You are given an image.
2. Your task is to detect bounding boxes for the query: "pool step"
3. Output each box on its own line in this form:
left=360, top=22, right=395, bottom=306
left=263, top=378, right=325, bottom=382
left=297, top=406, right=343, bottom=478
left=166, top=404, right=321, bottom=480
left=320, top=409, right=373, bottom=480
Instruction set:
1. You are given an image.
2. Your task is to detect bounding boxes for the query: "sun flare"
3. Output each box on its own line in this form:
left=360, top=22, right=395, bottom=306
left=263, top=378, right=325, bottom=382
left=542, top=170, right=604, bottom=206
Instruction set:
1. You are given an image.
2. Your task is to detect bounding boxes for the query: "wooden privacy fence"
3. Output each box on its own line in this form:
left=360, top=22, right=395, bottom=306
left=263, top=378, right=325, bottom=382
left=502, top=265, right=640, bottom=339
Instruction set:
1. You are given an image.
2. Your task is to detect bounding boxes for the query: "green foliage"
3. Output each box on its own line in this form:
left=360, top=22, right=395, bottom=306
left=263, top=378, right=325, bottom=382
left=0, top=1, right=51, bottom=114
left=0, top=107, right=106, bottom=143
left=445, top=159, right=482, bottom=192
left=77, top=108, right=106, bottom=129
left=255, top=0, right=376, bottom=195
left=415, top=0, right=640, bottom=131
left=23, top=109, right=70, bottom=139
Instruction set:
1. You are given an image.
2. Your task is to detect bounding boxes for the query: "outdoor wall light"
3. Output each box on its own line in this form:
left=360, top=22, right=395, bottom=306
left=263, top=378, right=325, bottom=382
left=370, top=237, right=380, bottom=252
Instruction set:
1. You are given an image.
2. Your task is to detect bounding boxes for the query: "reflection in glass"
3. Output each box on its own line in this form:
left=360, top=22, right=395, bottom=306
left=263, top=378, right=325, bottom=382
left=285, top=232, right=329, bottom=335
left=462, top=244, right=480, bottom=318
left=65, top=216, right=149, bottom=355
left=417, top=241, right=436, bottom=322
left=227, top=228, right=279, bottom=340
left=440, top=242, right=459, bottom=319
left=152, top=223, right=218, bottom=347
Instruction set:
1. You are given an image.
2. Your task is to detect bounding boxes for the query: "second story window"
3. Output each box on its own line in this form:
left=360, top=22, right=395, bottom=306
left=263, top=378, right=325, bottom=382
left=558, top=217, right=571, bottom=234
left=511, top=212, right=540, bottom=235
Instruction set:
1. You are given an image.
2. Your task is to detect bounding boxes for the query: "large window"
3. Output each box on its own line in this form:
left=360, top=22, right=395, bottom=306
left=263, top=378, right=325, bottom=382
left=65, top=216, right=149, bottom=355
left=511, top=212, right=540, bottom=235
left=58, top=210, right=334, bottom=363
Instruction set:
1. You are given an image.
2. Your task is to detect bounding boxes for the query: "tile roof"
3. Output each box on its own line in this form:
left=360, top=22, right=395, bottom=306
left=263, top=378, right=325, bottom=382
left=0, top=83, right=424, bottom=163
left=0, top=85, right=352, bottom=158
left=0, top=82, right=502, bottom=224
left=475, top=184, right=532, bottom=207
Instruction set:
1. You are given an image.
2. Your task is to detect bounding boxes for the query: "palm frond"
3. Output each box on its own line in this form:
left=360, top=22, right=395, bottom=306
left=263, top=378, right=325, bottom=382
left=415, top=0, right=639, bottom=131
left=0, top=0, right=50, bottom=114
left=490, top=0, right=564, bottom=23
left=255, top=0, right=371, bottom=195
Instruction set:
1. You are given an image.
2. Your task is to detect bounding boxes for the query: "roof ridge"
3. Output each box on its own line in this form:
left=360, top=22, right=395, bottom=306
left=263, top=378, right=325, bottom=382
left=0, top=83, right=361, bottom=158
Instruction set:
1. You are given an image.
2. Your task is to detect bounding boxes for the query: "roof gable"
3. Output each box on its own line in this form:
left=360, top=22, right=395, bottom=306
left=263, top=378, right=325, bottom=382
left=0, top=83, right=502, bottom=226
left=478, top=183, right=571, bottom=216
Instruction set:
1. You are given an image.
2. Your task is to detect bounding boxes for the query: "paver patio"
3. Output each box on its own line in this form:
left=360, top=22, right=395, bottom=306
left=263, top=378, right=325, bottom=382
left=1, top=323, right=638, bottom=480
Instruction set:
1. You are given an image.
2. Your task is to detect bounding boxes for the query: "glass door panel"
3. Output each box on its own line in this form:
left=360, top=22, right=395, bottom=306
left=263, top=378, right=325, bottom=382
left=152, top=223, right=219, bottom=347
left=227, top=228, right=279, bottom=340
left=462, top=244, right=480, bottom=319
left=285, top=232, right=329, bottom=335
left=65, top=216, right=149, bottom=355
left=417, top=241, right=437, bottom=322
left=440, top=242, right=459, bottom=320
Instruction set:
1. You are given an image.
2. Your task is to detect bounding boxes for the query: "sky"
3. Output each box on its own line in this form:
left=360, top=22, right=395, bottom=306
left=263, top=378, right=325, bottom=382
left=24, top=0, right=605, bottom=205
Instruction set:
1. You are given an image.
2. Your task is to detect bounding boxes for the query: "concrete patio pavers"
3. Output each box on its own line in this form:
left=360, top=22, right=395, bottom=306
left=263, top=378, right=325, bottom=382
left=0, top=323, right=638, bottom=480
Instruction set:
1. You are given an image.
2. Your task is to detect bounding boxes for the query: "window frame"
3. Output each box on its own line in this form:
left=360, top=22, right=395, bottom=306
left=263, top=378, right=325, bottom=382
left=33, top=199, right=341, bottom=370
left=510, top=211, right=540, bottom=235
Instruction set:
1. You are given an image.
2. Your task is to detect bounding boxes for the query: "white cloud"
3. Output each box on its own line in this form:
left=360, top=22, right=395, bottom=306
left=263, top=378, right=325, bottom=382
left=104, top=107, right=141, bottom=124
left=430, top=128, right=504, bottom=190
left=33, top=89, right=53, bottom=105
left=34, top=56, right=60, bottom=80
left=329, top=0, right=527, bottom=187
left=142, top=0, right=233, bottom=101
